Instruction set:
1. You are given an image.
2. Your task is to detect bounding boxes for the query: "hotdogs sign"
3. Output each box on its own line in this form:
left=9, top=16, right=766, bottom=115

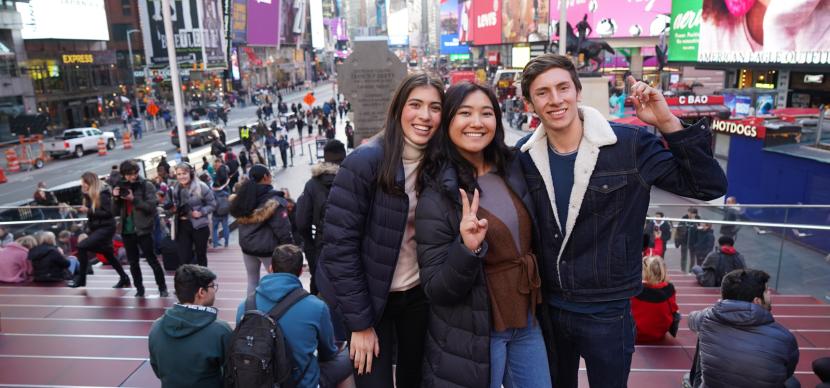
left=711, top=118, right=765, bottom=139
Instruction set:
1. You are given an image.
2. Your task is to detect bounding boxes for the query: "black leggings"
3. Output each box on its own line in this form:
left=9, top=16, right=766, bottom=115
left=123, top=233, right=167, bottom=292
left=77, top=226, right=128, bottom=283
left=354, top=286, right=428, bottom=388
left=176, top=220, right=209, bottom=266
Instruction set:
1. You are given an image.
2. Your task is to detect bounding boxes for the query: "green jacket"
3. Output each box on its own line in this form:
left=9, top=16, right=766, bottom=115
left=148, top=304, right=232, bottom=388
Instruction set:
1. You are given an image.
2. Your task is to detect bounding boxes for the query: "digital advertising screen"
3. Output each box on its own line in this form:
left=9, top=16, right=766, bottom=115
left=669, top=0, right=830, bottom=65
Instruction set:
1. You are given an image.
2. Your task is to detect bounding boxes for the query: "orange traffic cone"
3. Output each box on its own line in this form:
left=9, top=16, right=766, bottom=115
left=5, top=148, right=20, bottom=172
left=97, top=137, right=107, bottom=156
left=123, top=131, right=132, bottom=149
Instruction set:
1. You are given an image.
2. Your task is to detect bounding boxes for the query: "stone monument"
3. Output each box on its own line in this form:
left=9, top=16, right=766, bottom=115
left=337, top=37, right=407, bottom=145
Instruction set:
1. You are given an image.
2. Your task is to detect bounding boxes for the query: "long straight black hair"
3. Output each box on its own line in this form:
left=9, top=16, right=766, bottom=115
left=377, top=71, right=445, bottom=195
left=419, top=82, right=513, bottom=194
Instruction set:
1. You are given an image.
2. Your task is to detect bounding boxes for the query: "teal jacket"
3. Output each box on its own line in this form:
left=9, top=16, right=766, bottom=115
left=149, top=304, right=233, bottom=388
left=236, top=273, right=338, bottom=388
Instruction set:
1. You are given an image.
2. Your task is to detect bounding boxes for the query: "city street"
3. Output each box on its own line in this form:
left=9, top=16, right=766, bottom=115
left=0, top=82, right=338, bottom=205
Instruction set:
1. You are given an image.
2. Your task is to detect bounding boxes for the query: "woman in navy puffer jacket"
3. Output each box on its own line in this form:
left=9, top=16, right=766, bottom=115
left=316, top=72, right=444, bottom=388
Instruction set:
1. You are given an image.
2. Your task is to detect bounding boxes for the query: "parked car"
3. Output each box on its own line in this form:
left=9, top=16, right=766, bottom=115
left=170, top=120, right=217, bottom=147
left=43, top=128, right=116, bottom=158
left=189, top=103, right=223, bottom=118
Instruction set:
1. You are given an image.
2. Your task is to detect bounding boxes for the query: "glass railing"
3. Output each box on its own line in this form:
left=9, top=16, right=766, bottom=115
left=647, top=203, right=830, bottom=302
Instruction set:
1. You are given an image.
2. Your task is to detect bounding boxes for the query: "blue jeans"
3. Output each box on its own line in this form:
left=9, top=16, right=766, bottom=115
left=67, top=256, right=79, bottom=275
left=490, top=312, right=552, bottom=388
left=549, top=300, right=636, bottom=388
left=212, top=215, right=229, bottom=247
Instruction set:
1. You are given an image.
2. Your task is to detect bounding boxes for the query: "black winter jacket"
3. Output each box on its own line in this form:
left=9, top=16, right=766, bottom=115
left=295, top=162, right=339, bottom=262
left=84, top=188, right=116, bottom=231
left=232, top=185, right=293, bottom=257
left=689, top=300, right=799, bottom=388
left=414, top=157, right=539, bottom=388
left=316, top=139, right=410, bottom=332
left=28, top=244, right=70, bottom=282
left=113, top=177, right=158, bottom=236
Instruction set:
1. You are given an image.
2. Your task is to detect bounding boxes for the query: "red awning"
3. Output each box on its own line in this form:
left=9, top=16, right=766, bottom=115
left=771, top=108, right=820, bottom=116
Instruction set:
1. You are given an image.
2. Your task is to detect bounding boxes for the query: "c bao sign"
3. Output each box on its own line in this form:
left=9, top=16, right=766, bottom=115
left=711, top=119, right=764, bottom=139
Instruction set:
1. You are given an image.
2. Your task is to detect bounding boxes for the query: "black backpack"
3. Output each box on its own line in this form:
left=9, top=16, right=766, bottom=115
left=224, top=288, right=310, bottom=388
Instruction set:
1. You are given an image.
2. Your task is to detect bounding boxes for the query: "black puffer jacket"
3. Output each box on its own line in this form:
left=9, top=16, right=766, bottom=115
left=316, top=139, right=409, bottom=332
left=84, top=188, right=116, bottom=231
left=232, top=185, right=293, bottom=257
left=689, top=299, right=799, bottom=388
left=28, top=244, right=69, bottom=282
left=295, top=162, right=339, bottom=261
left=415, top=158, right=541, bottom=388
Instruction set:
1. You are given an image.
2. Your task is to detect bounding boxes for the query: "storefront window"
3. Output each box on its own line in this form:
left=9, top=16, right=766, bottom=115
left=0, top=96, right=24, bottom=142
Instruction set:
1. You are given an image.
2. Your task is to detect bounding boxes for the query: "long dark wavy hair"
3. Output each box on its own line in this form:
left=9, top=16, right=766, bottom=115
left=377, top=71, right=445, bottom=195
left=419, top=82, right=514, bottom=195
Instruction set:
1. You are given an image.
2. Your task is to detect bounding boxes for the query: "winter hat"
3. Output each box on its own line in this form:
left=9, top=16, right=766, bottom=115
left=323, top=139, right=346, bottom=164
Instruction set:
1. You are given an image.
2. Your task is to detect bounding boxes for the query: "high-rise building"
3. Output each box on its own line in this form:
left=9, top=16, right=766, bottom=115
left=0, top=0, right=37, bottom=142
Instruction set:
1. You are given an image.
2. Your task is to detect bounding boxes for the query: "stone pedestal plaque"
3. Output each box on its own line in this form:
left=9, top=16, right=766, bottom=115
left=337, top=37, right=407, bottom=145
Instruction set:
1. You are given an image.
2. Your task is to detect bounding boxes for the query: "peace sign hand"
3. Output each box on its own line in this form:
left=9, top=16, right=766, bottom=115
left=459, top=189, right=488, bottom=253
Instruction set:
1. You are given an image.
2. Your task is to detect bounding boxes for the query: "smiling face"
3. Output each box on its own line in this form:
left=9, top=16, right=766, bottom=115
left=175, top=168, right=191, bottom=186
left=400, top=86, right=442, bottom=146
left=448, top=90, right=497, bottom=162
left=527, top=67, right=582, bottom=135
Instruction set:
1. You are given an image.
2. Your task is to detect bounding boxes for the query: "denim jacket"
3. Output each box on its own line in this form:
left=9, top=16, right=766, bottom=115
left=516, top=106, right=727, bottom=302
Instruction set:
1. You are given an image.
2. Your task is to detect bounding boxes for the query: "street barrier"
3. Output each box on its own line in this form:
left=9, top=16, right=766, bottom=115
left=97, top=137, right=107, bottom=156
left=5, top=148, right=20, bottom=172
left=0, top=166, right=6, bottom=184
left=123, top=131, right=133, bottom=149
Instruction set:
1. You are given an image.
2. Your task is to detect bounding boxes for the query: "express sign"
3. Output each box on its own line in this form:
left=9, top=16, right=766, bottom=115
left=711, top=119, right=765, bottom=139
left=665, top=95, right=725, bottom=106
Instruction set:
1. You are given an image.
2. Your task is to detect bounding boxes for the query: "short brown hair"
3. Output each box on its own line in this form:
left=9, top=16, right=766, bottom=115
left=521, top=54, right=582, bottom=101
left=271, top=244, right=303, bottom=275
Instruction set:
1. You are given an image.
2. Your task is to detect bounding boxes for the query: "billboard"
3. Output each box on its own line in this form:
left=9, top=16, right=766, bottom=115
left=550, top=0, right=671, bottom=39
left=502, top=0, right=548, bottom=43
left=388, top=0, right=409, bottom=46
left=459, top=0, right=471, bottom=42
left=310, top=0, right=325, bottom=50
left=247, top=0, right=280, bottom=46
left=441, top=0, right=459, bottom=35
left=140, top=0, right=223, bottom=68
left=470, top=0, right=501, bottom=45
left=200, top=0, right=227, bottom=69
left=231, top=0, right=247, bottom=44
left=17, top=0, right=110, bottom=41
left=280, top=0, right=301, bottom=45
left=441, top=34, right=470, bottom=55
left=669, top=0, right=830, bottom=65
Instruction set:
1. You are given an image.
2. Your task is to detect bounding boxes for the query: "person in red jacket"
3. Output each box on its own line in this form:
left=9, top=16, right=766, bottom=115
left=631, top=255, right=679, bottom=343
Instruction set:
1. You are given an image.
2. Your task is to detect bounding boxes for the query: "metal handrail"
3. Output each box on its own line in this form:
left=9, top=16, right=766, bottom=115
left=645, top=216, right=830, bottom=232
left=0, top=218, right=89, bottom=225
left=650, top=203, right=830, bottom=209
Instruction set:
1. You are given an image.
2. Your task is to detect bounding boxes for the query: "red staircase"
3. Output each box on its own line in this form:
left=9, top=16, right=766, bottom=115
left=0, top=252, right=826, bottom=386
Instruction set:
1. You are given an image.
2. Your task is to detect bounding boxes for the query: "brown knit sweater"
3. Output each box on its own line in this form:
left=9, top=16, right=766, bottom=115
left=478, top=188, right=541, bottom=332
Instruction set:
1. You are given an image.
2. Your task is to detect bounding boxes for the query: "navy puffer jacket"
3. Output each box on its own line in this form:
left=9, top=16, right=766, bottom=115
left=688, top=299, right=799, bottom=388
left=316, top=139, right=410, bottom=332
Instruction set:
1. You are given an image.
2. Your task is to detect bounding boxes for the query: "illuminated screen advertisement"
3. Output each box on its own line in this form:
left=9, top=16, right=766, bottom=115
left=231, top=0, right=247, bottom=44
left=470, top=0, right=501, bottom=45
left=502, top=0, right=548, bottom=43
left=550, top=0, right=671, bottom=39
left=310, top=0, right=325, bottom=50
left=441, top=34, right=470, bottom=55
left=441, top=0, right=459, bottom=35
left=388, top=0, right=409, bottom=46
left=247, top=0, right=280, bottom=46
left=18, top=0, right=110, bottom=41
left=669, top=0, right=830, bottom=65
left=459, top=0, right=471, bottom=42
left=139, top=0, right=225, bottom=68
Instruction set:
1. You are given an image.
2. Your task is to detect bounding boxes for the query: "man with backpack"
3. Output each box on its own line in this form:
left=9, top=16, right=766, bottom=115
left=149, top=265, right=232, bottom=387
left=693, top=236, right=746, bottom=287
left=230, top=244, right=353, bottom=388
left=295, top=140, right=346, bottom=295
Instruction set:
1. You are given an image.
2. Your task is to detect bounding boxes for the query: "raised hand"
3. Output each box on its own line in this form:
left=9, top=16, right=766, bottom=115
left=627, top=75, right=683, bottom=134
left=459, top=188, right=488, bottom=253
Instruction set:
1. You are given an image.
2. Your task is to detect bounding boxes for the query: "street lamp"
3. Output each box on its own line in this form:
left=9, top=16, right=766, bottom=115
left=126, top=29, right=141, bottom=120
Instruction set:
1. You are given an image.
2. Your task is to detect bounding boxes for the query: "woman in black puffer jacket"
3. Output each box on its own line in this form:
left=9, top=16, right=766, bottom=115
left=316, top=72, right=444, bottom=387
left=69, top=172, right=130, bottom=288
left=230, top=164, right=293, bottom=295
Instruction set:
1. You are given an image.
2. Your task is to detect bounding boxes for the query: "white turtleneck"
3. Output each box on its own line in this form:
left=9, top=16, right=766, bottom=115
left=390, top=136, right=426, bottom=292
